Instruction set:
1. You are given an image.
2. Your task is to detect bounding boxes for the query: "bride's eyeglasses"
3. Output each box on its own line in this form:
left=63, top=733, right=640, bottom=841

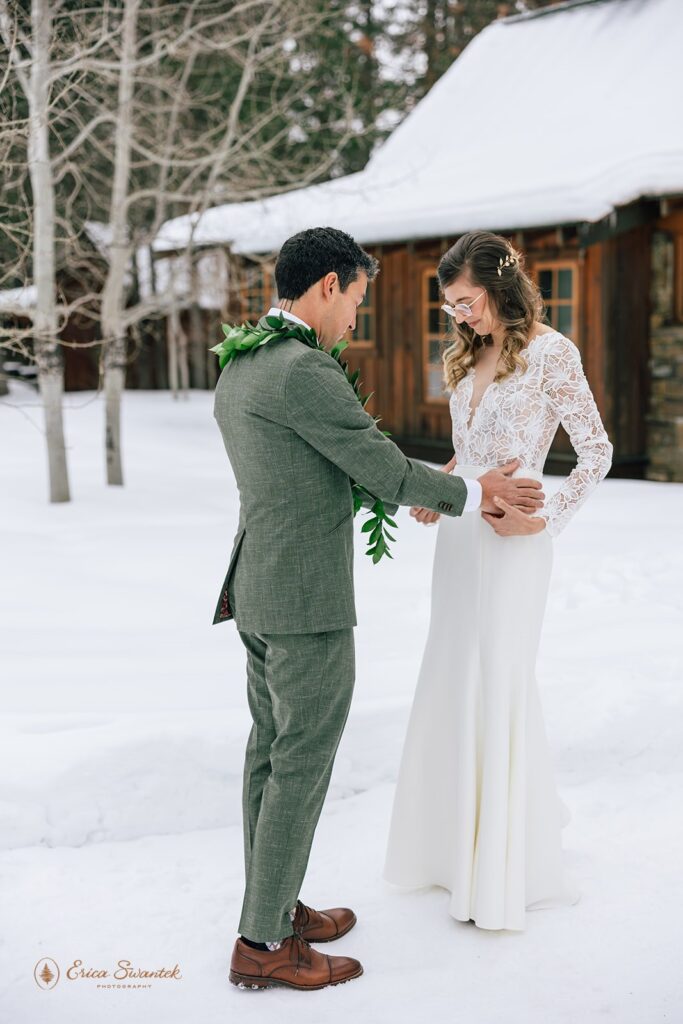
left=441, top=290, right=485, bottom=322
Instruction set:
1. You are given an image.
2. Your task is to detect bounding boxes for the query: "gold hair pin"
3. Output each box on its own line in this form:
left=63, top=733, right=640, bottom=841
left=497, top=253, right=518, bottom=276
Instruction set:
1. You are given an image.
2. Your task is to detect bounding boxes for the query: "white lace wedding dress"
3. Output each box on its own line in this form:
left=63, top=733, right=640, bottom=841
left=382, top=330, right=613, bottom=931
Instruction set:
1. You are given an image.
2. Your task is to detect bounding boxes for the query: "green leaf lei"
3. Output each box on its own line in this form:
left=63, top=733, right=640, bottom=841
left=209, top=312, right=397, bottom=563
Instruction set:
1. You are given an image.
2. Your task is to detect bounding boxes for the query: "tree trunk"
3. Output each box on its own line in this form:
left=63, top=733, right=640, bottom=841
left=167, top=310, right=179, bottom=397
left=101, top=0, right=139, bottom=485
left=104, top=342, right=127, bottom=482
left=187, top=253, right=206, bottom=388
left=154, top=319, right=169, bottom=389
left=29, top=0, right=70, bottom=502
left=178, top=314, right=189, bottom=398
left=188, top=302, right=207, bottom=389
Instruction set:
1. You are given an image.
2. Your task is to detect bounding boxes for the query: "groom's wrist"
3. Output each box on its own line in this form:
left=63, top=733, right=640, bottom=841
left=462, top=478, right=482, bottom=512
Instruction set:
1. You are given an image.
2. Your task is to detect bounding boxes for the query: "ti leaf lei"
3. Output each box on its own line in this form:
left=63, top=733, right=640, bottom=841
left=209, top=312, right=397, bottom=564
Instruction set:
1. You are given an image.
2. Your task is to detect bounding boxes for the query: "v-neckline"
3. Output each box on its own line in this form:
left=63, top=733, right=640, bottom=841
left=463, top=330, right=557, bottom=431
left=465, top=369, right=495, bottom=430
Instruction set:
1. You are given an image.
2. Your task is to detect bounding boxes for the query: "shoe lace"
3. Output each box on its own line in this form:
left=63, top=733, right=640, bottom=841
left=292, top=932, right=312, bottom=976
left=295, top=898, right=310, bottom=925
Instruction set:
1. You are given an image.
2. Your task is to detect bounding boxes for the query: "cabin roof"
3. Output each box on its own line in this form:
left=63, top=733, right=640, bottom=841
left=154, top=0, right=683, bottom=256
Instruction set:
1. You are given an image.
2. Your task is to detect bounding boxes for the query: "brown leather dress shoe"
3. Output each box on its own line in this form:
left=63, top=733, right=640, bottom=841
left=292, top=899, right=357, bottom=942
left=229, top=934, right=363, bottom=991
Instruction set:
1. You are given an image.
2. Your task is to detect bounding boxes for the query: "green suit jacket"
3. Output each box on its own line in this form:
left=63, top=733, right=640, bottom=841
left=212, top=315, right=469, bottom=634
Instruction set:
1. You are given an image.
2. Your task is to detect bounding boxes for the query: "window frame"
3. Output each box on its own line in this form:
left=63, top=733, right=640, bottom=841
left=237, top=260, right=277, bottom=321
left=421, top=266, right=449, bottom=404
left=346, top=276, right=376, bottom=349
left=531, top=258, right=580, bottom=346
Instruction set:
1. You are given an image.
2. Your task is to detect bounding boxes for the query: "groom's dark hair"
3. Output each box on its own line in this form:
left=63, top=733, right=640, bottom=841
left=275, top=226, right=379, bottom=300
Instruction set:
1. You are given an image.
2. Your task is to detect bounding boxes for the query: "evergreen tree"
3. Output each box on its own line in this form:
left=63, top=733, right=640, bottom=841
left=376, top=0, right=562, bottom=122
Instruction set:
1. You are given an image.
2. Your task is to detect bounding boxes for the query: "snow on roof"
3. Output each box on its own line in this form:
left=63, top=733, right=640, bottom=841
left=150, top=246, right=229, bottom=309
left=84, top=220, right=113, bottom=256
left=154, top=0, right=683, bottom=256
left=0, top=284, right=37, bottom=313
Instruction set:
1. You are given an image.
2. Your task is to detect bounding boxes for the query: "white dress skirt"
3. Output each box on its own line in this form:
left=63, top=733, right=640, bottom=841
left=382, top=465, right=580, bottom=931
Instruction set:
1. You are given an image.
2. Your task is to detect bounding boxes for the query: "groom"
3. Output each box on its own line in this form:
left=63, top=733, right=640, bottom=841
left=212, top=227, right=544, bottom=991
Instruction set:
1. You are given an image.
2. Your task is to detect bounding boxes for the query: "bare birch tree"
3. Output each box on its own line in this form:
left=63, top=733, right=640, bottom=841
left=96, top=0, right=358, bottom=485
left=0, top=0, right=70, bottom=502
left=2, top=0, right=366, bottom=494
left=101, top=0, right=138, bottom=485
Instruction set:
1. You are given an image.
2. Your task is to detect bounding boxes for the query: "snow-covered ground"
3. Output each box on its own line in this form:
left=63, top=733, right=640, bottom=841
left=1, top=382, right=681, bottom=1023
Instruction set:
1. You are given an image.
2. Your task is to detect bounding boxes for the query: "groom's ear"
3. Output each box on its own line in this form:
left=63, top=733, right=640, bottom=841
left=320, top=271, right=339, bottom=301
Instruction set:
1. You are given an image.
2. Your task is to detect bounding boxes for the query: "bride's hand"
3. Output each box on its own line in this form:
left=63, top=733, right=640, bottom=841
left=410, top=453, right=454, bottom=524
left=410, top=506, right=441, bottom=526
left=481, top=496, right=546, bottom=536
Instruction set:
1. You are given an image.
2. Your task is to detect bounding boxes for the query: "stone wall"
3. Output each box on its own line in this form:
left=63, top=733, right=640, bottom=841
left=647, top=324, right=683, bottom=481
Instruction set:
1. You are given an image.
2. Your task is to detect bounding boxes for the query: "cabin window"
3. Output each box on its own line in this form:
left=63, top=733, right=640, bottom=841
left=239, top=261, right=276, bottom=320
left=347, top=278, right=375, bottom=347
left=422, top=269, right=448, bottom=402
left=534, top=260, right=579, bottom=341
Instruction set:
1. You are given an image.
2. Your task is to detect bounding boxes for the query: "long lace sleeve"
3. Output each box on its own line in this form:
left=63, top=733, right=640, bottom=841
left=537, top=335, right=613, bottom=537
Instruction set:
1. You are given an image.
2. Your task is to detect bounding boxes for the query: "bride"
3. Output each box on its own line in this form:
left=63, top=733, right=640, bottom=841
left=382, top=230, right=613, bottom=931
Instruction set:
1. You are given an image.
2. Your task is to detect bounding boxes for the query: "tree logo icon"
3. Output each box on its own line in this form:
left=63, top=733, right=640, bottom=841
left=34, top=958, right=60, bottom=989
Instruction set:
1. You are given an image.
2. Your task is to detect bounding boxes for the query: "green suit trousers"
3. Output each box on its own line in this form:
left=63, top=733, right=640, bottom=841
left=229, top=574, right=356, bottom=941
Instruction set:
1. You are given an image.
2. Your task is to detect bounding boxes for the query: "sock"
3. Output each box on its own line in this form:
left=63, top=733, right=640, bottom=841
left=240, top=935, right=283, bottom=951
left=240, top=936, right=269, bottom=951
left=239, top=908, right=297, bottom=951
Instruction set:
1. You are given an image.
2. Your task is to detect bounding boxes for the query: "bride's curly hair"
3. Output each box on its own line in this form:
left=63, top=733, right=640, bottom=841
left=437, top=231, right=545, bottom=392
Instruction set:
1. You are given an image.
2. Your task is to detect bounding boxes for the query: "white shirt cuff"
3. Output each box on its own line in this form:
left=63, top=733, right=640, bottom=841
left=461, top=477, right=482, bottom=512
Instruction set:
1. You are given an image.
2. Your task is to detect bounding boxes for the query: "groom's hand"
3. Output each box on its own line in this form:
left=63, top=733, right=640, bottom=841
left=410, top=454, right=456, bottom=525
left=478, top=459, right=545, bottom=514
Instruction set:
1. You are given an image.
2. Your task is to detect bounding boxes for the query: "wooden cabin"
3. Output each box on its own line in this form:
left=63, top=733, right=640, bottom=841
left=150, top=0, right=683, bottom=481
